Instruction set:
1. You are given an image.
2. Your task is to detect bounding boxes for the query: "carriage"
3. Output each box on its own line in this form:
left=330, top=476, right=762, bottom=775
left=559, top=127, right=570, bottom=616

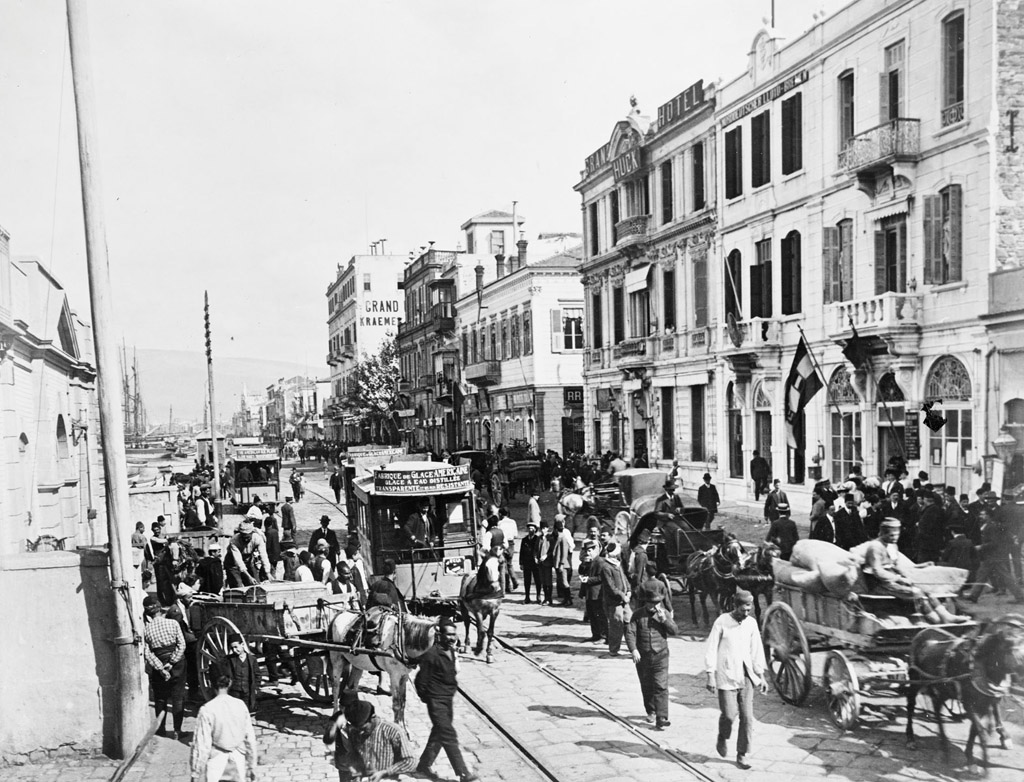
left=187, top=582, right=355, bottom=710
left=228, top=444, right=282, bottom=507
left=341, top=446, right=411, bottom=526
left=761, top=582, right=979, bottom=730
left=350, top=460, right=480, bottom=618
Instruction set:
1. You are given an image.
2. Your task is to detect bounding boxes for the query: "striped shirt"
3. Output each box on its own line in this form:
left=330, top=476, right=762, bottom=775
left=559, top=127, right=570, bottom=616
left=352, top=718, right=415, bottom=776
left=144, top=616, right=184, bottom=670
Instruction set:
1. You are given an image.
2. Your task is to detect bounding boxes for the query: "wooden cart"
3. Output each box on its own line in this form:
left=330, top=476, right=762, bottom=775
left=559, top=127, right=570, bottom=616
left=762, top=583, right=977, bottom=730
left=188, top=582, right=354, bottom=709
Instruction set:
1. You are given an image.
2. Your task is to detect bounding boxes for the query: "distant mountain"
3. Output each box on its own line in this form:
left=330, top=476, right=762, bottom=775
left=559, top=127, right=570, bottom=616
left=134, top=348, right=328, bottom=425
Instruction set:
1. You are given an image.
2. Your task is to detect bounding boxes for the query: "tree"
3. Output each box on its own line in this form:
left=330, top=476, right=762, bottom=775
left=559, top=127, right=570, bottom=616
left=341, top=338, right=400, bottom=443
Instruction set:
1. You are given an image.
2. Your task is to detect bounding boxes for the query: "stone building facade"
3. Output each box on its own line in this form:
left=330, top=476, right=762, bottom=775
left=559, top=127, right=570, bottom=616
left=575, top=82, right=719, bottom=485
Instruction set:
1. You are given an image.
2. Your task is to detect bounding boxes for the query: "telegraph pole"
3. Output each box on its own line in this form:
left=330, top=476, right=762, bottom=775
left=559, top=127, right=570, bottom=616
left=65, top=0, right=147, bottom=757
left=205, top=292, right=222, bottom=515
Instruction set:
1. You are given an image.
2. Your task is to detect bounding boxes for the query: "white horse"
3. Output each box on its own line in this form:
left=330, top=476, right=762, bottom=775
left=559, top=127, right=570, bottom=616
left=327, top=610, right=438, bottom=727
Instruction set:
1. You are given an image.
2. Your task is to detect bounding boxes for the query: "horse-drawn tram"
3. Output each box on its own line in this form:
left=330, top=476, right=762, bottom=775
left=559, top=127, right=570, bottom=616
left=351, top=460, right=479, bottom=617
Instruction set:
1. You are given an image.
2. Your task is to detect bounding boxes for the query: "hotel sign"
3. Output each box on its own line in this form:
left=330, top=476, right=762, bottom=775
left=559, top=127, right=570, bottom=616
left=584, top=144, right=610, bottom=177
left=720, top=70, right=809, bottom=127
left=612, top=147, right=643, bottom=182
left=657, top=80, right=706, bottom=130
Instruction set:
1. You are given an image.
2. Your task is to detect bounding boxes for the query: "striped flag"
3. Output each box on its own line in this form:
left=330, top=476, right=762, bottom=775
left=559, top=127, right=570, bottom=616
left=785, top=336, right=824, bottom=449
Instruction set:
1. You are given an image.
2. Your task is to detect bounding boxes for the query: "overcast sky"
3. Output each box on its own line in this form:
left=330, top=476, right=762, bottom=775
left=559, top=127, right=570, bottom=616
left=1, top=0, right=835, bottom=370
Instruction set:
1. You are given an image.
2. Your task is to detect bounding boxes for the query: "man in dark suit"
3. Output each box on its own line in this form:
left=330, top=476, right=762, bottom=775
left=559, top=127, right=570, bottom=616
left=329, top=467, right=343, bottom=504
left=654, top=480, right=684, bottom=517
left=763, top=479, right=789, bottom=527
left=834, top=494, right=868, bottom=551
left=697, top=473, right=720, bottom=529
left=749, top=451, right=770, bottom=500
left=765, top=503, right=799, bottom=560
left=308, top=515, right=340, bottom=565
left=914, top=490, right=947, bottom=564
left=810, top=505, right=836, bottom=544
left=402, top=500, right=436, bottom=549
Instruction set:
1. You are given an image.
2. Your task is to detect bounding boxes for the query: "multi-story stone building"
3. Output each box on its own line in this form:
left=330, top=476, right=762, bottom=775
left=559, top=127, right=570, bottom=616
left=711, top=0, right=1024, bottom=503
left=324, top=254, right=405, bottom=442
left=575, top=82, right=719, bottom=482
left=395, top=211, right=518, bottom=453
left=262, top=375, right=319, bottom=447
left=456, top=232, right=585, bottom=455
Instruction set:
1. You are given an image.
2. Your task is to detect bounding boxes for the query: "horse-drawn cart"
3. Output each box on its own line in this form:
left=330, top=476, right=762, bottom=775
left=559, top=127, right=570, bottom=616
left=762, top=583, right=979, bottom=730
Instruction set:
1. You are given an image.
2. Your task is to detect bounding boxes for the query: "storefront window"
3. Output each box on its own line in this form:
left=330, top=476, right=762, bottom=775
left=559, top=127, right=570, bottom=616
left=828, top=366, right=862, bottom=481
left=924, top=355, right=972, bottom=493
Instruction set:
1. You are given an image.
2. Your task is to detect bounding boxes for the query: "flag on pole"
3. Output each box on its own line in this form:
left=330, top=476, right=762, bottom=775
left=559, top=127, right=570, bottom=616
left=842, top=321, right=870, bottom=371
left=785, top=336, right=824, bottom=448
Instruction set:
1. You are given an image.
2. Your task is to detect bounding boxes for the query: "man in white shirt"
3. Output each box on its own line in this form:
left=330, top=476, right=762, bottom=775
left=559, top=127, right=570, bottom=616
left=527, top=492, right=542, bottom=528
left=190, top=665, right=257, bottom=782
left=497, top=508, right=519, bottom=590
left=704, top=590, right=767, bottom=770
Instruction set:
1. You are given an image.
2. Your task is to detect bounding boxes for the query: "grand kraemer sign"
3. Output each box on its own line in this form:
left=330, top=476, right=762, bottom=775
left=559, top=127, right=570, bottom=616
left=720, top=70, right=809, bottom=127
left=657, top=80, right=706, bottom=130
left=374, top=463, right=473, bottom=496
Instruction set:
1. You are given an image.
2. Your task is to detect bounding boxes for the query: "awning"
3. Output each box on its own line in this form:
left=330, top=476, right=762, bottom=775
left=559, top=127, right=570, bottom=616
left=867, top=196, right=911, bottom=222
left=624, top=264, right=651, bottom=294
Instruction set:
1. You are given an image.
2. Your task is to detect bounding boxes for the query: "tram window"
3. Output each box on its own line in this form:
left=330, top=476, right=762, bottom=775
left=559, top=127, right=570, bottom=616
left=445, top=500, right=466, bottom=533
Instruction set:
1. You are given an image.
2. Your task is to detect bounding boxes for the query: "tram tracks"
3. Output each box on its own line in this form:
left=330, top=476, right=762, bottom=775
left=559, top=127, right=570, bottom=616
left=456, top=634, right=717, bottom=782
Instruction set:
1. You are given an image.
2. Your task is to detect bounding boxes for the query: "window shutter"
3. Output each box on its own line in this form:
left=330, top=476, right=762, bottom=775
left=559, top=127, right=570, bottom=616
left=822, top=226, right=838, bottom=304
left=874, top=231, right=887, bottom=295
left=840, top=220, right=854, bottom=301
left=781, top=236, right=793, bottom=314
left=550, top=309, right=563, bottom=353
left=792, top=236, right=802, bottom=313
left=762, top=260, right=773, bottom=318
left=948, top=185, right=963, bottom=282
left=663, top=269, right=676, bottom=330
left=922, top=195, right=941, bottom=284
left=693, top=256, right=708, bottom=328
left=749, top=265, right=763, bottom=318
left=879, top=73, right=890, bottom=123
left=898, top=220, right=908, bottom=292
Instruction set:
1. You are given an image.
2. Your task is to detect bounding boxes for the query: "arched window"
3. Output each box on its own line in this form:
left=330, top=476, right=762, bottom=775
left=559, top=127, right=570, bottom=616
left=877, top=372, right=906, bottom=471
left=828, top=367, right=862, bottom=481
left=56, top=415, right=70, bottom=461
left=752, top=382, right=772, bottom=476
left=924, top=355, right=972, bottom=492
left=727, top=382, right=743, bottom=478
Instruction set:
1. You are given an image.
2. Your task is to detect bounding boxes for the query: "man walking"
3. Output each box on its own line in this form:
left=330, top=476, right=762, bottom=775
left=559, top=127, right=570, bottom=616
left=527, top=491, right=542, bottom=528
left=551, top=516, right=574, bottom=607
left=519, top=521, right=542, bottom=603
left=625, top=579, right=678, bottom=729
left=749, top=451, right=770, bottom=501
left=763, top=479, right=789, bottom=527
left=143, top=596, right=186, bottom=740
left=600, top=543, right=631, bottom=657
left=414, top=618, right=479, bottom=782
left=309, top=515, right=341, bottom=565
left=765, top=503, right=798, bottom=561
left=329, top=467, right=343, bottom=504
left=697, top=473, right=720, bottom=529
left=705, top=590, right=767, bottom=770
left=189, top=664, right=257, bottom=782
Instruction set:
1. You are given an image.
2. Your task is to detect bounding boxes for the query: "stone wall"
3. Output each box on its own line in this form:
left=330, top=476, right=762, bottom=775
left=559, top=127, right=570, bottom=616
left=997, top=0, right=1024, bottom=268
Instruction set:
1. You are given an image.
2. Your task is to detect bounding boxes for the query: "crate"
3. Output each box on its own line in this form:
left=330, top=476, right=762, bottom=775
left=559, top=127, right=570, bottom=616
left=223, top=582, right=331, bottom=607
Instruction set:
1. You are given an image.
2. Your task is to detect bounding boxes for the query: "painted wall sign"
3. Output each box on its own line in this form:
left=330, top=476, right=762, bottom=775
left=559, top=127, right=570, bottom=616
left=720, top=70, right=810, bottom=127
left=585, top=144, right=610, bottom=177
left=374, top=463, right=473, bottom=496
left=657, top=80, right=706, bottom=130
left=358, top=299, right=402, bottom=327
left=612, top=147, right=643, bottom=182
left=564, top=386, right=584, bottom=406
left=232, top=447, right=279, bottom=461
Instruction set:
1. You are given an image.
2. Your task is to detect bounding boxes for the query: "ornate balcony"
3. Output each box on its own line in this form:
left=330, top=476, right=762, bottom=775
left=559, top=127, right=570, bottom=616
left=416, top=373, right=434, bottom=390
left=465, top=360, right=501, bottom=388
left=326, top=352, right=337, bottom=366
left=941, top=101, right=964, bottom=128
left=612, top=337, right=651, bottom=368
left=838, top=119, right=920, bottom=198
left=826, top=291, right=923, bottom=357
left=430, top=302, right=456, bottom=332
left=614, top=215, right=650, bottom=258
left=719, top=317, right=783, bottom=382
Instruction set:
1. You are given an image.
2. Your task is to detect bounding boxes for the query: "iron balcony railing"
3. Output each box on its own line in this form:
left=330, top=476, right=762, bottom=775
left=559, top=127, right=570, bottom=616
left=838, top=118, right=920, bottom=172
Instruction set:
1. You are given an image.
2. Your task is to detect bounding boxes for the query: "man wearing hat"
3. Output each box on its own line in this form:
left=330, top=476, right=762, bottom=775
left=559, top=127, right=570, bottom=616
left=551, top=515, right=575, bottom=607
left=704, top=589, right=767, bottom=770
left=143, top=595, right=187, bottom=739
left=834, top=493, right=868, bottom=551
left=309, top=515, right=341, bottom=564
left=518, top=520, right=543, bottom=604
left=914, top=490, right=946, bottom=564
left=402, top=500, right=436, bottom=549
left=190, top=661, right=257, bottom=782
left=414, top=617, right=478, bottom=782
left=225, top=514, right=271, bottom=587
left=578, top=539, right=607, bottom=641
left=763, top=479, right=789, bottom=527
left=967, top=505, right=1024, bottom=604
left=599, top=543, right=631, bottom=657
left=698, top=473, right=720, bottom=529
left=324, top=697, right=415, bottom=781
left=654, top=479, right=684, bottom=517
left=625, top=578, right=679, bottom=729
left=765, top=502, right=799, bottom=561
left=280, top=496, right=296, bottom=549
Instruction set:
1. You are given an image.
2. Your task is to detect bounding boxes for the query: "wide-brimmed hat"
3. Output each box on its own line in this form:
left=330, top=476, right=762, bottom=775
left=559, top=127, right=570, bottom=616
left=237, top=521, right=254, bottom=534
left=319, top=515, right=331, bottom=524
left=640, top=579, right=668, bottom=604
left=245, top=506, right=263, bottom=521
left=776, top=502, right=790, bottom=513
left=316, top=539, right=330, bottom=550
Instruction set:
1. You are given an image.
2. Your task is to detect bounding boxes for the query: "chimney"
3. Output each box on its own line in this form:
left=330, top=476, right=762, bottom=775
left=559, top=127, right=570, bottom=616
left=475, top=264, right=485, bottom=292
left=495, top=254, right=506, bottom=278
left=517, top=235, right=528, bottom=268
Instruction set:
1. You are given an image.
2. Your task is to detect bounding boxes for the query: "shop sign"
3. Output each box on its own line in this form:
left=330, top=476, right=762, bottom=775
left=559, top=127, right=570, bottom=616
left=564, top=386, right=584, bottom=406
left=720, top=70, right=809, bottom=127
left=374, top=463, right=472, bottom=496
left=493, top=394, right=508, bottom=411
left=358, top=298, right=402, bottom=327
left=394, top=409, right=416, bottom=418
left=904, top=411, right=921, bottom=461
left=612, top=147, right=643, bottom=182
left=512, top=391, right=533, bottom=406
left=233, top=447, right=278, bottom=461
left=584, top=143, right=610, bottom=177
left=657, top=80, right=706, bottom=130
left=596, top=388, right=612, bottom=412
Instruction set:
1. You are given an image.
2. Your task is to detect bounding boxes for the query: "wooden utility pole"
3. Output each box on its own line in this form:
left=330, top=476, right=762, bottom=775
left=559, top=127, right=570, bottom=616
left=205, top=292, right=222, bottom=513
left=65, top=0, right=147, bottom=757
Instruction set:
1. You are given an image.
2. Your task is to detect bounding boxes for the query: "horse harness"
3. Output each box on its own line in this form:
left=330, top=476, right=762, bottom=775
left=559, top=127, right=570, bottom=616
left=908, top=623, right=1016, bottom=697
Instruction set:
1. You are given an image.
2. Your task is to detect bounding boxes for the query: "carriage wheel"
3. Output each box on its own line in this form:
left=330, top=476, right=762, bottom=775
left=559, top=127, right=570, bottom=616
left=294, top=649, right=334, bottom=704
left=823, top=651, right=861, bottom=731
left=196, top=617, right=258, bottom=712
left=762, top=602, right=812, bottom=706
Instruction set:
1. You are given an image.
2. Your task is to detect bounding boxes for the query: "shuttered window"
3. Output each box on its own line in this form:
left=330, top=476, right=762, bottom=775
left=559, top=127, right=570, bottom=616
left=692, top=142, right=706, bottom=210
left=663, top=268, right=677, bottom=331
left=612, top=286, right=625, bottom=343
left=880, top=41, right=904, bottom=123
left=781, top=231, right=802, bottom=315
left=522, top=310, right=533, bottom=355
left=751, top=111, right=771, bottom=188
left=822, top=220, right=853, bottom=304
left=923, top=185, right=963, bottom=284
left=874, top=216, right=907, bottom=294
left=550, top=309, right=562, bottom=353
left=725, top=250, right=742, bottom=319
left=660, top=161, right=674, bottom=225
left=661, top=387, right=675, bottom=460
left=781, top=93, right=803, bottom=175
left=693, top=254, right=708, bottom=328
left=591, top=292, right=603, bottom=347
left=588, top=202, right=600, bottom=256
left=725, top=127, right=743, bottom=199
left=691, top=385, right=705, bottom=461
left=751, top=239, right=772, bottom=318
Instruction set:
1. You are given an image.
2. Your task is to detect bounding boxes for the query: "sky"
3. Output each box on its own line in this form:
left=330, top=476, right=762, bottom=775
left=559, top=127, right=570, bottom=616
left=0, top=0, right=837, bottom=379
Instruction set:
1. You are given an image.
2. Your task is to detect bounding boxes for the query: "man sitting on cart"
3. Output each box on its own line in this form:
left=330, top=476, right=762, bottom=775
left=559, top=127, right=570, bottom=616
left=860, top=518, right=968, bottom=625
left=225, top=517, right=272, bottom=588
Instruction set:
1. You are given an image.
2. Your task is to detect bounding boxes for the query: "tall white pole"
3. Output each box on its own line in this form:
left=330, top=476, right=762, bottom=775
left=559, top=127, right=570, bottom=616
left=205, top=292, right=222, bottom=515
left=65, top=0, right=148, bottom=757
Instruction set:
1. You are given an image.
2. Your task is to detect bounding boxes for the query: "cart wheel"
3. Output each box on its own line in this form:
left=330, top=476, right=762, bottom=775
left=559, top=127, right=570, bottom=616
left=295, top=649, right=334, bottom=704
left=196, top=617, right=258, bottom=712
left=823, top=650, right=861, bottom=730
left=762, top=602, right=812, bottom=706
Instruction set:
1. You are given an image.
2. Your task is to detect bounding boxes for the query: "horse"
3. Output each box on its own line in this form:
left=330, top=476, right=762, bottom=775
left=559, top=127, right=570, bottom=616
left=460, top=569, right=504, bottom=663
left=906, top=615, right=1024, bottom=772
left=682, top=548, right=719, bottom=627
left=556, top=488, right=593, bottom=526
left=731, top=542, right=779, bottom=623
left=327, top=609, right=438, bottom=728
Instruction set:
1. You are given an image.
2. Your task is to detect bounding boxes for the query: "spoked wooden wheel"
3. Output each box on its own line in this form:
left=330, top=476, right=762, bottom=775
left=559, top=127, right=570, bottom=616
left=294, top=649, right=334, bottom=704
left=196, top=617, right=258, bottom=712
left=823, top=650, right=861, bottom=730
left=762, top=602, right=812, bottom=706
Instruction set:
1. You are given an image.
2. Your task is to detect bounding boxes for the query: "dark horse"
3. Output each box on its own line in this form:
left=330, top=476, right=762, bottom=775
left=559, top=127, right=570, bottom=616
left=682, top=535, right=750, bottom=627
left=906, top=614, right=1024, bottom=772
left=731, top=542, right=779, bottom=623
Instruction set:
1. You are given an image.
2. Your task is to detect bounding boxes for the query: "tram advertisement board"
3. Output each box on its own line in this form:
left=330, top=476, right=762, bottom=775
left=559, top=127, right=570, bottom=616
left=374, top=464, right=472, bottom=496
